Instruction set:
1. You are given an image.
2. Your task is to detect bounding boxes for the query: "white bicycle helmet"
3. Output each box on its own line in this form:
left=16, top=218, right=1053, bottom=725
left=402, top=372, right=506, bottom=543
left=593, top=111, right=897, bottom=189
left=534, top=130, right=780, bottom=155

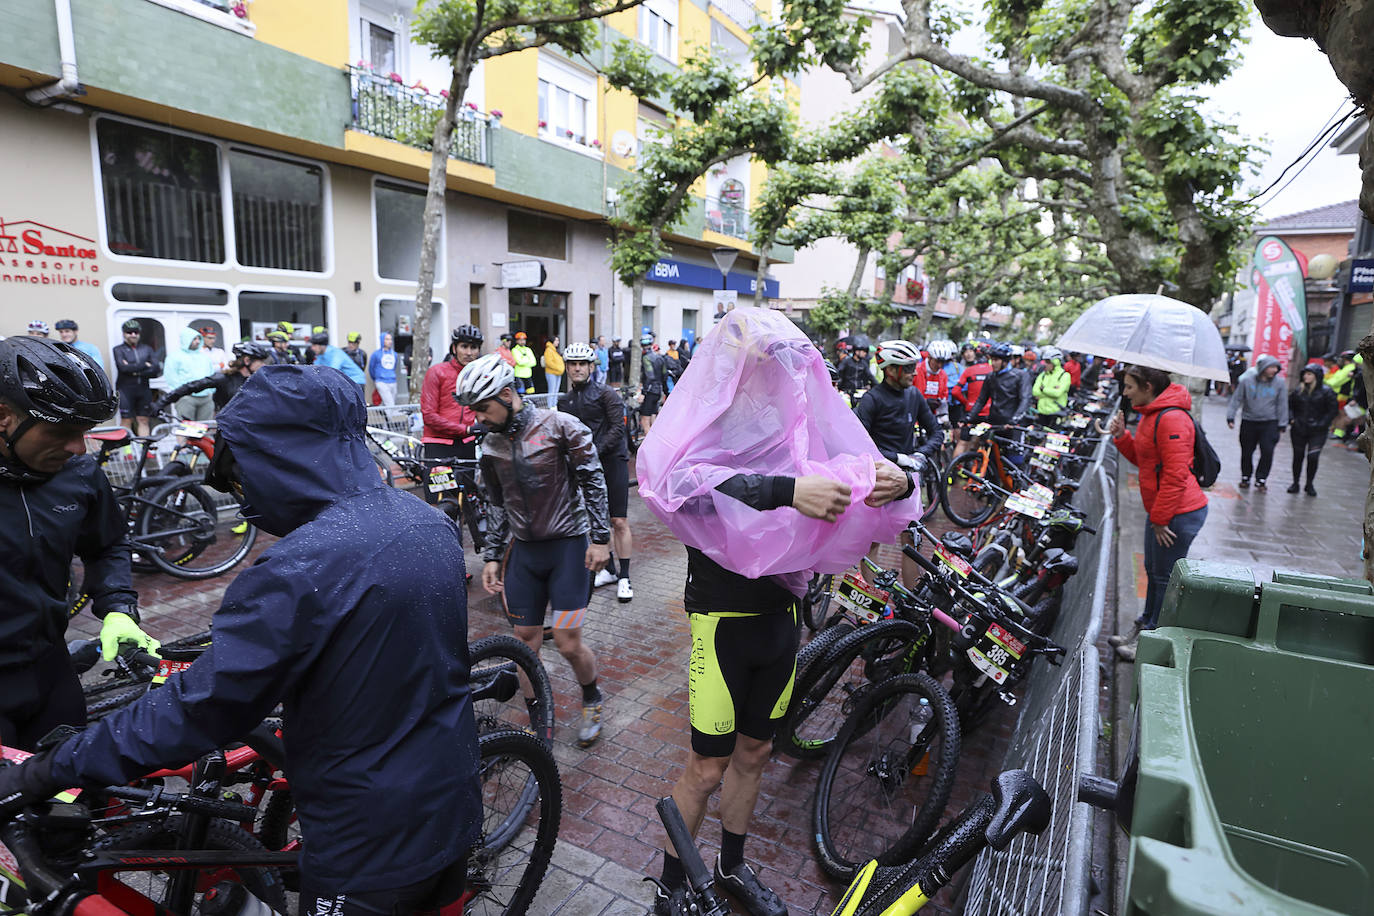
left=564, top=342, right=596, bottom=362
left=1040, top=346, right=1063, bottom=361
left=875, top=340, right=922, bottom=369
left=926, top=340, right=957, bottom=361
left=454, top=353, right=515, bottom=406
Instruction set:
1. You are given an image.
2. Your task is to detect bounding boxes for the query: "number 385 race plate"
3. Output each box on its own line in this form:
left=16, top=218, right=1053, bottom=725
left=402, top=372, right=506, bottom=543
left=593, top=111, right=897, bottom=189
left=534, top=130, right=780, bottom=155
left=967, top=621, right=1028, bottom=684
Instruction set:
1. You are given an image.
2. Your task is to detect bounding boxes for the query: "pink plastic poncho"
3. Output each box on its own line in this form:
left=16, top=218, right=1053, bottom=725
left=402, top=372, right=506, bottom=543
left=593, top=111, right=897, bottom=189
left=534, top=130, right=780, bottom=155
left=638, top=308, right=921, bottom=591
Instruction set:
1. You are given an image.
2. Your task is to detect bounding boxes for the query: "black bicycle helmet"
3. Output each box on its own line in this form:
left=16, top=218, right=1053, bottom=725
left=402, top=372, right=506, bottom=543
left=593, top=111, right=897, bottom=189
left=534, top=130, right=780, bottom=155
left=0, top=337, right=116, bottom=426
left=310, top=331, right=330, bottom=346
left=55, top=319, right=78, bottom=331
left=452, top=324, right=484, bottom=346
left=989, top=342, right=1015, bottom=359
left=233, top=340, right=273, bottom=362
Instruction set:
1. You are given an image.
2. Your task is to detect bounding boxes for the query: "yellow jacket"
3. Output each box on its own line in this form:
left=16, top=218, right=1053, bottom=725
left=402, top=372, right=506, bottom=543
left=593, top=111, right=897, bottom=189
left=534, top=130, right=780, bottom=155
left=512, top=344, right=537, bottom=379
left=543, top=343, right=565, bottom=376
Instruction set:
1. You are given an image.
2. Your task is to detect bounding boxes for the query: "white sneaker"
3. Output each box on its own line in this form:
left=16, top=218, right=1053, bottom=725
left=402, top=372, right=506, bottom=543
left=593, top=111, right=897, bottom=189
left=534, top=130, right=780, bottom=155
left=617, top=578, right=633, bottom=603
left=593, top=568, right=618, bottom=588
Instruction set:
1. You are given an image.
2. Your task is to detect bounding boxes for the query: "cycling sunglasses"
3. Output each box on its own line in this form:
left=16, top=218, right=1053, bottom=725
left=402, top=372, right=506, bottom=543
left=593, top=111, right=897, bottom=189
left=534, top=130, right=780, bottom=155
left=203, top=433, right=244, bottom=502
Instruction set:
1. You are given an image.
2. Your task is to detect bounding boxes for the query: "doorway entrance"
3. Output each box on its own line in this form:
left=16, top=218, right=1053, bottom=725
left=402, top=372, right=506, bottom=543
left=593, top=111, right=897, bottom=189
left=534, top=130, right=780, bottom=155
left=508, top=289, right=567, bottom=394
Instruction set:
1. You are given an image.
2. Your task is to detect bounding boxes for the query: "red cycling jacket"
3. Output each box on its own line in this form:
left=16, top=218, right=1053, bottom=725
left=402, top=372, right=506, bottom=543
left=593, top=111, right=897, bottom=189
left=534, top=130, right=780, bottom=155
left=913, top=362, right=948, bottom=403
left=954, top=363, right=992, bottom=415
left=1113, top=383, right=1208, bottom=526
left=421, top=356, right=476, bottom=444
left=1063, top=358, right=1082, bottom=389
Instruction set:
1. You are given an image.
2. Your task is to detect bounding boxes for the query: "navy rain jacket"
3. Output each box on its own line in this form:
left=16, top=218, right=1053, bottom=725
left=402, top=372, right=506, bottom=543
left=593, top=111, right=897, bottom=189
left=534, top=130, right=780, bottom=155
left=51, top=365, right=481, bottom=891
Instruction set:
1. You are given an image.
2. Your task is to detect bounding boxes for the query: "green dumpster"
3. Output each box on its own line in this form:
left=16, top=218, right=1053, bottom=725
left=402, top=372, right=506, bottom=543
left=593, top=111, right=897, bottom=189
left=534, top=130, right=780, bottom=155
left=1126, top=560, right=1374, bottom=915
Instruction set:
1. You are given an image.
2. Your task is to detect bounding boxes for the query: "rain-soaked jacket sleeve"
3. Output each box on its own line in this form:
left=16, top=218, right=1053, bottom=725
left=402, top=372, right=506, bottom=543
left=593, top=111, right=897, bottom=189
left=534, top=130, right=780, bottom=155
left=480, top=453, right=510, bottom=564
left=557, top=414, right=610, bottom=544
left=597, top=385, right=627, bottom=458
left=49, top=553, right=307, bottom=788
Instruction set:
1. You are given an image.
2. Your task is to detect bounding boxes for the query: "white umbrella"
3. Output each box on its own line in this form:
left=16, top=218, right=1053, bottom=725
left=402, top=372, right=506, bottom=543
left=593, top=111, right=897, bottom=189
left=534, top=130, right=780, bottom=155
left=1057, top=294, right=1230, bottom=382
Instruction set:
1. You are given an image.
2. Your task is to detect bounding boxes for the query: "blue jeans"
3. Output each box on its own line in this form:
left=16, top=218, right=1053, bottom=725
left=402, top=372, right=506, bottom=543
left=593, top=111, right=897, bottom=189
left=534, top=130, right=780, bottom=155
left=1140, top=504, right=1208, bottom=629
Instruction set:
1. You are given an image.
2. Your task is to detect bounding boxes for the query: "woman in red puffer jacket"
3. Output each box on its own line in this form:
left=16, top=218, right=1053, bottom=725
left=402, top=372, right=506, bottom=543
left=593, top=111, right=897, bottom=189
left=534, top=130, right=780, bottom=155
left=1107, top=365, right=1209, bottom=658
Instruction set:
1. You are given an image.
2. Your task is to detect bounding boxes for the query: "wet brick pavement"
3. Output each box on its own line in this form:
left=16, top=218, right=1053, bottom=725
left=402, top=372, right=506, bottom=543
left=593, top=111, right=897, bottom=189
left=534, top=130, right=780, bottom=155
left=89, top=459, right=1027, bottom=915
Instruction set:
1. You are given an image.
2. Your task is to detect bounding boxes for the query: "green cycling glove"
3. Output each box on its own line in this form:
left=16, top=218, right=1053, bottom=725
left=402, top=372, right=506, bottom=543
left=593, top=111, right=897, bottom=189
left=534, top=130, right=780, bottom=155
left=99, top=611, right=161, bottom=662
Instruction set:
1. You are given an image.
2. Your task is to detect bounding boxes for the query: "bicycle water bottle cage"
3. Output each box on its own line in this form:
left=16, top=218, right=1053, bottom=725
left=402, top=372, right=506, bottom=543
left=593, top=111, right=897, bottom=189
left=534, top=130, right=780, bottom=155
left=940, top=532, right=975, bottom=559
left=984, top=769, right=1052, bottom=849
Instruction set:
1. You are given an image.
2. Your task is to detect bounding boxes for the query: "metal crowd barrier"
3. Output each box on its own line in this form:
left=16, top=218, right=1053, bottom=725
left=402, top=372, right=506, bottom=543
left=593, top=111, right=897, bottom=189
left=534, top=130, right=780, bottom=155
left=365, top=403, right=423, bottom=435
left=962, top=444, right=1117, bottom=916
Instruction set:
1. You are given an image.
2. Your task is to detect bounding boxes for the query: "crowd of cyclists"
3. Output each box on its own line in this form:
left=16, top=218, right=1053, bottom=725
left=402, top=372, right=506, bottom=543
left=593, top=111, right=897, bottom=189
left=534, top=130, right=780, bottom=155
left=0, top=311, right=1211, bottom=916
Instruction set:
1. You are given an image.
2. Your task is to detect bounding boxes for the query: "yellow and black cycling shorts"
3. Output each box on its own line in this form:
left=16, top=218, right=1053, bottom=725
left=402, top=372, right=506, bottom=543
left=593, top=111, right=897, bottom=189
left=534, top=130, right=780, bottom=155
left=687, top=607, right=800, bottom=757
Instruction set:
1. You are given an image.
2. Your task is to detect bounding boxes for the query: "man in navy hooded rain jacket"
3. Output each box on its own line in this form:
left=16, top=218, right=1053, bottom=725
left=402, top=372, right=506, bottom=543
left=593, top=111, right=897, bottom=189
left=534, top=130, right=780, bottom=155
left=32, top=366, right=482, bottom=909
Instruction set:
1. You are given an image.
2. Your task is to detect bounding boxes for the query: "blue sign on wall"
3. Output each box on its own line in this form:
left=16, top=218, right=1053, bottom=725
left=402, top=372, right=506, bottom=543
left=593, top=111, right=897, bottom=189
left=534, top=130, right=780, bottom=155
left=646, top=258, right=780, bottom=298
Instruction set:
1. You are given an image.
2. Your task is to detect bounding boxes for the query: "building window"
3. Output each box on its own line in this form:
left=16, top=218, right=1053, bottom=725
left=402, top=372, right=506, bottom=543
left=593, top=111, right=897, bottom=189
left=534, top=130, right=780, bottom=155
left=536, top=55, right=597, bottom=148
left=374, top=179, right=440, bottom=284
left=470, top=284, right=483, bottom=328
left=97, top=119, right=224, bottom=264
left=710, top=19, right=750, bottom=72
left=238, top=290, right=329, bottom=352
left=639, top=1, right=676, bottom=60
left=365, top=20, right=397, bottom=74
left=229, top=150, right=325, bottom=273
left=111, top=283, right=229, bottom=305
left=507, top=210, right=567, bottom=260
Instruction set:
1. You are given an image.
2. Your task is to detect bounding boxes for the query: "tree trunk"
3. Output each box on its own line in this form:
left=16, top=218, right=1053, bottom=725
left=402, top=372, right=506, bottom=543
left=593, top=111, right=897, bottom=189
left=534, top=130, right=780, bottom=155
left=629, top=273, right=646, bottom=386
left=753, top=242, right=771, bottom=308
left=1359, top=332, right=1374, bottom=584
left=409, top=63, right=471, bottom=401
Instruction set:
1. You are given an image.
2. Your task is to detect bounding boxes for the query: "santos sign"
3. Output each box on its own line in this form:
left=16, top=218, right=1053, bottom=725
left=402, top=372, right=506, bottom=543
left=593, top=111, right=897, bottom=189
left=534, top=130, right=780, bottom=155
left=647, top=258, right=779, bottom=298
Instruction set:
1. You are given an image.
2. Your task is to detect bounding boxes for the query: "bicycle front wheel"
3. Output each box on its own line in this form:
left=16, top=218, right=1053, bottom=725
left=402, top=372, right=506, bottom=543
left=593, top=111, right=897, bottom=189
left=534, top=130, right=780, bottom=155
left=778, top=620, right=920, bottom=760
left=814, top=672, right=961, bottom=881
left=138, top=479, right=257, bottom=579
left=466, top=728, right=562, bottom=916
left=469, top=634, right=555, bottom=743
left=941, top=452, right=1002, bottom=528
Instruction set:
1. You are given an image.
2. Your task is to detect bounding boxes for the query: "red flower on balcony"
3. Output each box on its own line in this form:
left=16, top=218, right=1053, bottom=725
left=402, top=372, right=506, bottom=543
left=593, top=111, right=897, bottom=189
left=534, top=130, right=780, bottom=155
left=231, top=0, right=248, bottom=17
left=538, top=119, right=547, bottom=128
left=565, top=129, right=574, bottom=138
left=465, top=102, right=477, bottom=110
left=905, top=279, right=925, bottom=302
left=592, top=139, right=602, bottom=148
left=491, top=109, right=503, bottom=118
left=439, top=89, right=449, bottom=98
left=388, top=72, right=403, bottom=83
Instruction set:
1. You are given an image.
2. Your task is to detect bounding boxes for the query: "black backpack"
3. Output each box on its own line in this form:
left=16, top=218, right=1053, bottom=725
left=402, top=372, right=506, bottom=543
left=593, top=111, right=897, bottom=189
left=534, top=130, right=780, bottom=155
left=1152, top=406, right=1221, bottom=489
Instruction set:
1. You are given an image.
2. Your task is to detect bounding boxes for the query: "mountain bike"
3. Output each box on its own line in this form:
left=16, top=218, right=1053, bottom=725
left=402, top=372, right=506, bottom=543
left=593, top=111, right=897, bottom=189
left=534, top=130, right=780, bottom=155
left=367, top=427, right=489, bottom=554
left=829, top=769, right=1052, bottom=915
left=620, top=386, right=644, bottom=453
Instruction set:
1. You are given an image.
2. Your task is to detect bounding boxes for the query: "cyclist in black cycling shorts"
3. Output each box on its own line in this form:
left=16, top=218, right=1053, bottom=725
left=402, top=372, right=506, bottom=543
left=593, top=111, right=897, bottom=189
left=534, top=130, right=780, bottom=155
left=0, top=337, right=158, bottom=750
left=560, top=342, right=635, bottom=602
left=457, top=353, right=613, bottom=747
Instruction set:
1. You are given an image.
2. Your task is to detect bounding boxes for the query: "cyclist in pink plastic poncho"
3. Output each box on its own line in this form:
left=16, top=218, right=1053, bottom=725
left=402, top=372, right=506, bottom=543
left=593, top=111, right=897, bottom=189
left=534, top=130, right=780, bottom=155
left=638, top=307, right=921, bottom=916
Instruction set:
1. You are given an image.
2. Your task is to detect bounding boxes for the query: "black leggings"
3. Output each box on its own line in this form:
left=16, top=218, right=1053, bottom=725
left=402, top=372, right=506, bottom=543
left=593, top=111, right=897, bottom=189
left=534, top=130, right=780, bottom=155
left=0, top=642, right=87, bottom=751
left=1291, top=426, right=1326, bottom=485
left=300, top=855, right=467, bottom=916
left=1239, top=419, right=1280, bottom=481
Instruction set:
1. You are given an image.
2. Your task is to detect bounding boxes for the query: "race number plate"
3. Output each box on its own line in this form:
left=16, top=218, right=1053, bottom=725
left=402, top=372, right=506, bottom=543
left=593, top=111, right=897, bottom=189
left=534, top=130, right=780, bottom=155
left=428, top=466, right=457, bottom=493
left=966, top=621, right=1028, bottom=684
left=1044, top=432, right=1071, bottom=454
left=1030, top=446, right=1059, bottom=471
left=833, top=572, right=890, bottom=624
left=1006, top=492, right=1047, bottom=519
left=968, top=422, right=991, bottom=438
left=152, top=658, right=195, bottom=686
left=1068, top=413, right=1091, bottom=430
left=173, top=422, right=209, bottom=438
left=934, top=543, right=972, bottom=578
left=1027, top=483, right=1054, bottom=505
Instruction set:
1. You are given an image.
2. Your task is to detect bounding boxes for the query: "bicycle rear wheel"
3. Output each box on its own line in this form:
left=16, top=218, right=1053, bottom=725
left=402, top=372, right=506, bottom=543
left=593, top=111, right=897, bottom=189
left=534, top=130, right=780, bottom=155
left=813, top=672, right=961, bottom=881
left=469, top=634, right=555, bottom=743
left=466, top=728, right=562, bottom=916
left=800, top=574, right=834, bottom=633
left=941, top=452, right=1002, bottom=528
left=778, top=620, right=921, bottom=760
left=138, top=478, right=257, bottom=579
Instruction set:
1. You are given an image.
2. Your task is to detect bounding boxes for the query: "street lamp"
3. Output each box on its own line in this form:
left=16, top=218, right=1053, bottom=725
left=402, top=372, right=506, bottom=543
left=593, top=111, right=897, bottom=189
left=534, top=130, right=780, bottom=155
left=711, top=246, right=739, bottom=319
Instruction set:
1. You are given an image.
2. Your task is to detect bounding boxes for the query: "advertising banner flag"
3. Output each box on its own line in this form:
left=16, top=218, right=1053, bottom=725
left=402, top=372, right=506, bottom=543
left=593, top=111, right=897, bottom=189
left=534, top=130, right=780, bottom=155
left=1250, top=236, right=1308, bottom=375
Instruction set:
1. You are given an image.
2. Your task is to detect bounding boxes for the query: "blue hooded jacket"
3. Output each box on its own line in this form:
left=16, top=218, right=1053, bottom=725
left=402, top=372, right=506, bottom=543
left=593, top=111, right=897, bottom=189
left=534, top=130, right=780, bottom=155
left=317, top=344, right=367, bottom=386
left=51, top=366, right=480, bottom=891
left=161, top=327, right=215, bottom=393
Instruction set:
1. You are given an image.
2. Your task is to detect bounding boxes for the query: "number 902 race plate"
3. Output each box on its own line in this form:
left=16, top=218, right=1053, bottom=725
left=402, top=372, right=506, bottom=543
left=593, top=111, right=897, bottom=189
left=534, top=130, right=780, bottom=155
left=833, top=572, right=890, bottom=624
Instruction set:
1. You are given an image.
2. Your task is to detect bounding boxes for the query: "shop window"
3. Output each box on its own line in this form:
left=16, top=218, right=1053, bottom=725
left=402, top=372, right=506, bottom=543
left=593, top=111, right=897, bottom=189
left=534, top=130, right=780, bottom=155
left=379, top=297, right=446, bottom=395
left=112, top=283, right=229, bottom=305
left=507, top=211, right=567, bottom=260
left=374, top=180, right=440, bottom=284
left=229, top=150, right=325, bottom=272
left=97, top=119, right=225, bottom=263
left=238, top=290, right=328, bottom=354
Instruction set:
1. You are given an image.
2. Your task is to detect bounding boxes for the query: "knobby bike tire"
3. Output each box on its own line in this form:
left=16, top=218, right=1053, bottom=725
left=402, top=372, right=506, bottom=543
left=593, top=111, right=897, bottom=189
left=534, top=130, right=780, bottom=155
left=257, top=789, right=296, bottom=852
left=139, top=478, right=257, bottom=580
left=940, top=452, right=1002, bottom=529
left=85, top=683, right=150, bottom=719
left=467, top=728, right=562, bottom=916
left=919, top=468, right=941, bottom=522
left=778, top=620, right=921, bottom=760
left=92, top=815, right=288, bottom=914
left=774, top=622, right=857, bottom=758
left=469, top=634, right=556, bottom=744
left=801, top=574, right=835, bottom=633
left=813, top=672, right=962, bottom=881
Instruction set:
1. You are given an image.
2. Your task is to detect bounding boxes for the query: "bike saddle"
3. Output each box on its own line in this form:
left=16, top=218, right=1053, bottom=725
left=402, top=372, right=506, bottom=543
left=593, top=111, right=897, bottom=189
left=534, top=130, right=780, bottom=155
left=984, top=769, right=1052, bottom=849
left=1054, top=478, right=1082, bottom=492
left=1041, top=550, right=1079, bottom=574
left=940, top=531, right=975, bottom=559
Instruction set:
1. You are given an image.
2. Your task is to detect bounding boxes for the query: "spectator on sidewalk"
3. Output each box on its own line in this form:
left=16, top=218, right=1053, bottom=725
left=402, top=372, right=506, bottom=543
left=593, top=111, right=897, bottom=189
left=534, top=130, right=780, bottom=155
left=198, top=326, right=228, bottom=373
left=496, top=333, right=515, bottom=367
left=55, top=320, right=104, bottom=375
left=511, top=332, right=536, bottom=394
left=343, top=332, right=367, bottom=373
left=1288, top=363, right=1338, bottom=495
left=607, top=338, right=626, bottom=384
left=1226, top=354, right=1288, bottom=490
left=543, top=336, right=564, bottom=394
left=595, top=335, right=609, bottom=384
left=112, top=320, right=161, bottom=434
left=162, top=328, right=216, bottom=421
left=369, top=333, right=399, bottom=406
left=1107, top=365, right=1208, bottom=661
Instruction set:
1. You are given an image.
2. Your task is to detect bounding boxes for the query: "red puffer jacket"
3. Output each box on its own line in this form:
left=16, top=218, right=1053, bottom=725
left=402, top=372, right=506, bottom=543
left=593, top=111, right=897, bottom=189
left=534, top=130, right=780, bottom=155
left=1113, top=383, right=1208, bottom=526
left=421, top=356, right=476, bottom=444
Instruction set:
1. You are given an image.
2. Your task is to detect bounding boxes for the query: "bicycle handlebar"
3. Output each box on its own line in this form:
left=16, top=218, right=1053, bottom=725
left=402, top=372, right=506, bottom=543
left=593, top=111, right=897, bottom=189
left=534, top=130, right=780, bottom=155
left=102, top=784, right=261, bottom=823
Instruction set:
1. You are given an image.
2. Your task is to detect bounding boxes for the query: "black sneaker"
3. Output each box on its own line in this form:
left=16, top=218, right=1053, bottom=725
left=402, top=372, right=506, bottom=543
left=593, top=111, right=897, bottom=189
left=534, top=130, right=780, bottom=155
left=714, top=856, right=787, bottom=916
left=1256, top=479, right=1267, bottom=491
left=1286, top=482, right=1300, bottom=494
left=1306, top=484, right=1318, bottom=497
left=1239, top=477, right=1250, bottom=489
left=651, top=882, right=690, bottom=916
